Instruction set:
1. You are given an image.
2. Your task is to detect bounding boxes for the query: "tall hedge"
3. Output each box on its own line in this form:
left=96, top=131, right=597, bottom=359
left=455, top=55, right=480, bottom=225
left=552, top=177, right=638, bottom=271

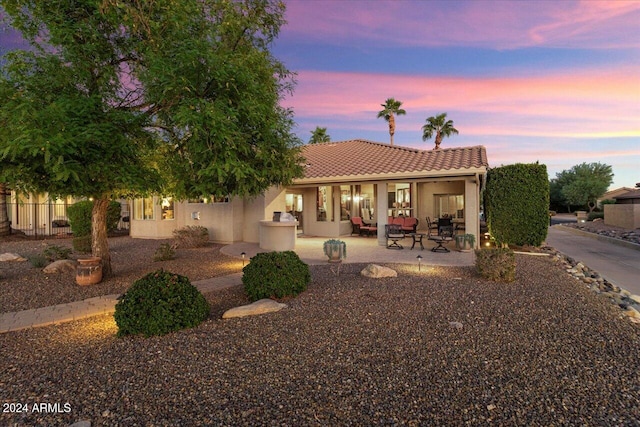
left=67, top=200, right=122, bottom=237
left=485, top=163, right=549, bottom=246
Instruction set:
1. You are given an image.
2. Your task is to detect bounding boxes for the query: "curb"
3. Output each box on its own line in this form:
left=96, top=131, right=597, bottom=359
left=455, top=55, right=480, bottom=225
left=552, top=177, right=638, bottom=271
left=554, top=224, right=640, bottom=252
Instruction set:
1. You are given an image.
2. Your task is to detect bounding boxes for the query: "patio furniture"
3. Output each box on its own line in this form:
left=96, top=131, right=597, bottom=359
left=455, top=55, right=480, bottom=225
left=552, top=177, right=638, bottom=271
left=428, top=220, right=454, bottom=253
left=389, top=216, right=419, bottom=233
left=426, top=217, right=438, bottom=232
left=351, top=217, right=377, bottom=237
left=385, top=224, right=405, bottom=249
left=409, top=232, right=426, bottom=250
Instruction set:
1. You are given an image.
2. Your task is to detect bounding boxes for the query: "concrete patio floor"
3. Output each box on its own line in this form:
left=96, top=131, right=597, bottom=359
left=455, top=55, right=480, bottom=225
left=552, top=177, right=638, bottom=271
left=221, top=234, right=475, bottom=266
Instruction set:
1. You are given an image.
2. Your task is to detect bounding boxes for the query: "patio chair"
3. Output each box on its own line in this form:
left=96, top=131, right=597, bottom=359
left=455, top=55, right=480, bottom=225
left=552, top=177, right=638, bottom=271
left=385, top=224, right=405, bottom=249
left=351, top=217, right=377, bottom=236
left=428, top=221, right=454, bottom=253
left=426, top=217, right=438, bottom=232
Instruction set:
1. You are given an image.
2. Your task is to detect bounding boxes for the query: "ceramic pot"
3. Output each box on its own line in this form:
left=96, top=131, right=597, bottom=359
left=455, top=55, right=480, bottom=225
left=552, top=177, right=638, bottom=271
left=76, top=257, right=103, bottom=286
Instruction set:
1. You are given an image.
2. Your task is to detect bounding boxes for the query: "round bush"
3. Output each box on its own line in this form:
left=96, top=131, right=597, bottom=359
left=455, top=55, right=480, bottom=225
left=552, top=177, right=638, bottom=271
left=114, top=270, right=210, bottom=337
left=242, top=251, right=310, bottom=301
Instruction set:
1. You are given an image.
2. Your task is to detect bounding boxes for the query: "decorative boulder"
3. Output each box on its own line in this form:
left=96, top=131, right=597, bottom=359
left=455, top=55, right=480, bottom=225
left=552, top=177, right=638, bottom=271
left=222, top=299, right=287, bottom=319
left=0, top=253, right=27, bottom=262
left=43, top=259, right=77, bottom=274
left=360, top=264, right=398, bottom=278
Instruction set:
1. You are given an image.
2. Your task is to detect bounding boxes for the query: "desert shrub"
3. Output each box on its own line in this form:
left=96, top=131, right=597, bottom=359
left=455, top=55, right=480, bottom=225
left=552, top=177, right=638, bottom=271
left=114, top=270, right=209, bottom=337
left=43, top=245, right=72, bottom=261
left=588, top=211, right=604, bottom=221
left=28, top=254, right=48, bottom=268
left=72, top=235, right=92, bottom=253
left=485, top=163, right=549, bottom=247
left=67, top=200, right=122, bottom=237
left=153, top=243, right=176, bottom=261
left=475, top=248, right=516, bottom=282
left=173, top=225, right=209, bottom=248
left=242, top=251, right=310, bottom=301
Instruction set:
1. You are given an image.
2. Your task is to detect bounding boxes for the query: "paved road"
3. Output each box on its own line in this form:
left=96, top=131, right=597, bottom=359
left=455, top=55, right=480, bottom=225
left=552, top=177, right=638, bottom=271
left=546, top=225, right=640, bottom=296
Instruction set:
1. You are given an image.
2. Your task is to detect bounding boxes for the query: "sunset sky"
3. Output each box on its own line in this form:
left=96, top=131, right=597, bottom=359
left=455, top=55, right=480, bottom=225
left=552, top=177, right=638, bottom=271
left=1, top=0, right=638, bottom=189
left=273, top=0, right=640, bottom=189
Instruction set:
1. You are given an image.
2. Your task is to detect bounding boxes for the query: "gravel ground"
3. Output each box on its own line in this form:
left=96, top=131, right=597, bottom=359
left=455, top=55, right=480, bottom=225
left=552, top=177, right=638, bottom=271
left=562, top=221, right=640, bottom=245
left=1, top=255, right=639, bottom=426
left=0, top=236, right=242, bottom=312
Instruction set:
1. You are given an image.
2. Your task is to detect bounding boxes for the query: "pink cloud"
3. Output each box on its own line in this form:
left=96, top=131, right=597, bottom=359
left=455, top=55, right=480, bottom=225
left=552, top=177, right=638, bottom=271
left=283, top=0, right=640, bottom=49
left=283, top=66, right=640, bottom=140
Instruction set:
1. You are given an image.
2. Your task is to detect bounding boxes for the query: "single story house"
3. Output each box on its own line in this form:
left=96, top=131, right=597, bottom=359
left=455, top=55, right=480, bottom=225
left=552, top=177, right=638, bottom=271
left=129, top=140, right=489, bottom=248
left=604, top=187, right=640, bottom=229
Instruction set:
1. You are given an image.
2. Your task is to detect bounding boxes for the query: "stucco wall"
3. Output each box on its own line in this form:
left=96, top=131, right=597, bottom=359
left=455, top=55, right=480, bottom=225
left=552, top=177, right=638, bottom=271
left=605, top=204, right=640, bottom=229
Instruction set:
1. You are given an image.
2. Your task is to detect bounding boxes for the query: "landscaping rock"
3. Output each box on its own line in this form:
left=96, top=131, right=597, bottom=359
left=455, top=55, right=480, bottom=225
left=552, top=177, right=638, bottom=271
left=43, top=260, right=77, bottom=274
left=0, top=252, right=27, bottom=262
left=222, top=299, right=287, bottom=319
left=360, top=264, right=398, bottom=278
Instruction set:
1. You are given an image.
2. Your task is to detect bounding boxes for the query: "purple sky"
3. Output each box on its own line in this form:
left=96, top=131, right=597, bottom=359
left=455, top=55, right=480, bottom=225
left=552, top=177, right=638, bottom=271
left=1, top=1, right=639, bottom=189
left=272, top=0, right=640, bottom=189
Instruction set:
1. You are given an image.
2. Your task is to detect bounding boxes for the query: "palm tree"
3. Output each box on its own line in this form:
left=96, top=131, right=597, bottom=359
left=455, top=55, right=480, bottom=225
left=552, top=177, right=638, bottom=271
left=377, top=98, right=406, bottom=146
left=422, top=112, right=458, bottom=149
left=309, top=126, right=331, bottom=144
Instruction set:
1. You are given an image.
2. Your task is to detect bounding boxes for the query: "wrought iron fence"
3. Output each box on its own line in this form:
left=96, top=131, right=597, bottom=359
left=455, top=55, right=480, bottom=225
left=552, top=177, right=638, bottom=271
left=5, top=201, right=130, bottom=238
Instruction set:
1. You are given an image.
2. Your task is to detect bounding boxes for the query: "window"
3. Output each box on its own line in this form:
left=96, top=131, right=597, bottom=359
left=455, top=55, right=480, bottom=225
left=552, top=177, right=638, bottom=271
left=161, top=197, right=174, bottom=220
left=317, top=186, right=329, bottom=222
left=133, top=197, right=154, bottom=220
left=434, top=194, right=464, bottom=219
left=340, top=185, right=351, bottom=220
left=188, top=195, right=230, bottom=204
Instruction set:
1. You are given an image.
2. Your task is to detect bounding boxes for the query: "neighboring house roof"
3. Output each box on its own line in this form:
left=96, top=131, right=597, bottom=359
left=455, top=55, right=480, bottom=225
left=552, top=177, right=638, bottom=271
left=600, top=187, right=634, bottom=201
left=614, top=188, right=640, bottom=200
left=295, top=139, right=488, bottom=184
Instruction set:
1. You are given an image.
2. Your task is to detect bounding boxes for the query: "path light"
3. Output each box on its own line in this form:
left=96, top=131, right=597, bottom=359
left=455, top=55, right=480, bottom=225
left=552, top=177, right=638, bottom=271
left=241, top=252, right=246, bottom=267
left=416, top=254, right=423, bottom=271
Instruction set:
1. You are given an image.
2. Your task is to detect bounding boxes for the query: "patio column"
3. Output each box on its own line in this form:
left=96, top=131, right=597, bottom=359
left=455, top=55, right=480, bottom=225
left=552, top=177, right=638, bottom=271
left=464, top=177, right=480, bottom=248
left=376, top=182, right=388, bottom=246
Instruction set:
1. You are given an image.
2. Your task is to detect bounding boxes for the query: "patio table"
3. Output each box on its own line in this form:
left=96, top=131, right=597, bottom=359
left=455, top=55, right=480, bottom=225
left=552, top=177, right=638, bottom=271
left=409, top=232, right=426, bottom=250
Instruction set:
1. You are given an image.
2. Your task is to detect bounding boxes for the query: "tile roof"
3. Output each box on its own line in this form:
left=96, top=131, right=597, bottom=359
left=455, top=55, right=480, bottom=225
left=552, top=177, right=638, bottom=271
left=298, top=139, right=488, bottom=182
left=614, top=188, right=640, bottom=199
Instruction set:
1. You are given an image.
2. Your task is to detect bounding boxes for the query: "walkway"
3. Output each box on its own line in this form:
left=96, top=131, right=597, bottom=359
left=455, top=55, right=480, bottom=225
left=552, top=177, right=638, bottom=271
left=1, top=235, right=473, bottom=333
left=546, top=225, right=640, bottom=296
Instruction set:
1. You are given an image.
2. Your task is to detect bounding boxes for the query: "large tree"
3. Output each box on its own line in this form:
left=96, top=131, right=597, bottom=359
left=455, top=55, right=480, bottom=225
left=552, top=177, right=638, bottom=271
left=0, top=0, right=303, bottom=276
left=377, top=98, right=406, bottom=146
left=309, top=126, right=330, bottom=144
left=558, top=162, right=614, bottom=212
left=422, top=112, right=458, bottom=149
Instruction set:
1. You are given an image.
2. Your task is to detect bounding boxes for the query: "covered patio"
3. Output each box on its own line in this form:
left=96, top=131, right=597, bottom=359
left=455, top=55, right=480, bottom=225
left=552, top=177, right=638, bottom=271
left=221, top=235, right=474, bottom=267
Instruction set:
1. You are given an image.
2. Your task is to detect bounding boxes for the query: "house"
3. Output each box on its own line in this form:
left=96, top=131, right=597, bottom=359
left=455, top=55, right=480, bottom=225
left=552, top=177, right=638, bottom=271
left=604, top=186, right=640, bottom=229
left=129, top=140, right=489, bottom=248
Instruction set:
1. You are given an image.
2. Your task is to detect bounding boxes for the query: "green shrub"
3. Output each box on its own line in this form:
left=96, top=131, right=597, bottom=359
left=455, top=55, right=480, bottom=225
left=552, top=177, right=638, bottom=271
left=43, top=245, right=72, bottom=261
left=114, top=270, right=209, bottom=337
left=485, top=163, right=549, bottom=247
left=29, top=254, right=48, bottom=268
left=588, top=211, right=604, bottom=221
left=173, top=225, right=209, bottom=248
left=475, top=248, right=516, bottom=282
left=242, top=251, right=310, bottom=301
left=153, top=243, right=176, bottom=261
left=67, top=200, right=122, bottom=237
left=72, top=235, right=92, bottom=253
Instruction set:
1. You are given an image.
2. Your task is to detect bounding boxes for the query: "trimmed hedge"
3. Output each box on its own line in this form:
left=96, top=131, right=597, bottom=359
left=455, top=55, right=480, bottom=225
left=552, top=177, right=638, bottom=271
left=242, top=251, right=310, bottom=301
left=485, top=163, right=549, bottom=246
left=475, top=248, right=516, bottom=282
left=67, top=200, right=122, bottom=237
left=114, top=270, right=209, bottom=337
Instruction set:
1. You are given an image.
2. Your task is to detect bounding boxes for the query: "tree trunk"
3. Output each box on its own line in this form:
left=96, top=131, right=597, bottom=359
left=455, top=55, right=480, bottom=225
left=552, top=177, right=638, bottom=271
left=0, top=183, right=11, bottom=237
left=388, top=114, right=395, bottom=146
left=92, top=197, right=112, bottom=277
left=435, top=131, right=442, bottom=149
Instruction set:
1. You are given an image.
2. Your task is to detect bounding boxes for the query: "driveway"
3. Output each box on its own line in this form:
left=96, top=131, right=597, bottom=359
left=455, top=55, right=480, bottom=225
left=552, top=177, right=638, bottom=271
left=546, top=225, right=640, bottom=296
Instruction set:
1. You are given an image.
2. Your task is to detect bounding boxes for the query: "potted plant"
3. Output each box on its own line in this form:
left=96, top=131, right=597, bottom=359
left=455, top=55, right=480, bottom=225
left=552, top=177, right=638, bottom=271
left=323, top=239, right=347, bottom=263
left=455, top=233, right=476, bottom=252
